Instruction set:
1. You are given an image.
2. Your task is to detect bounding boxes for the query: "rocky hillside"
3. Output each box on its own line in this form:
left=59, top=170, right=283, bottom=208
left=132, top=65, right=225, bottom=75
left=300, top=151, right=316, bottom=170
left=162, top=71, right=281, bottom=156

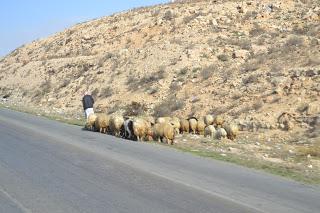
left=0, top=0, right=319, bottom=135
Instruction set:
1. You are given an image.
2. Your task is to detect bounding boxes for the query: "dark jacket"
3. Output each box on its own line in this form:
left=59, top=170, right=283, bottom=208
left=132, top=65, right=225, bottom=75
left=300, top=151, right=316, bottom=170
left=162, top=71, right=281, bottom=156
left=82, top=95, right=94, bottom=110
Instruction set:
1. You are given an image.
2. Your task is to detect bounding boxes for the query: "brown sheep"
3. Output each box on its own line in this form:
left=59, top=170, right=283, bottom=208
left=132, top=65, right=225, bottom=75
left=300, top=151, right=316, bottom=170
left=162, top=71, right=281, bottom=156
left=132, top=118, right=153, bottom=141
left=156, top=117, right=171, bottom=124
left=223, top=123, right=239, bottom=140
left=95, top=113, right=110, bottom=134
left=213, top=115, right=224, bottom=127
left=180, top=119, right=190, bottom=134
left=85, top=113, right=97, bottom=131
left=197, top=118, right=206, bottom=135
left=189, top=118, right=198, bottom=134
left=110, top=115, right=125, bottom=137
left=204, top=114, right=214, bottom=126
left=153, top=122, right=175, bottom=145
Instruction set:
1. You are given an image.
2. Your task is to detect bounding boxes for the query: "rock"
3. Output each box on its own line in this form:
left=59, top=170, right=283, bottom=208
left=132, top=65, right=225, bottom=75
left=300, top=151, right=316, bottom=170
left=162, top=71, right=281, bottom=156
left=209, top=19, right=218, bottom=26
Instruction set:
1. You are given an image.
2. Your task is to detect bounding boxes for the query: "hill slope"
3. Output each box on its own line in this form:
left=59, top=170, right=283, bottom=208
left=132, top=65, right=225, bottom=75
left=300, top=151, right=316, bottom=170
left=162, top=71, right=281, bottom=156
left=0, top=0, right=319, bottom=134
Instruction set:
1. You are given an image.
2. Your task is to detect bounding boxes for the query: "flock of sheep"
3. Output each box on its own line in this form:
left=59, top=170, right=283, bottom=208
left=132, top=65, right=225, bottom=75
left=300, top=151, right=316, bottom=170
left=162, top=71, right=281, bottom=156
left=85, top=113, right=239, bottom=144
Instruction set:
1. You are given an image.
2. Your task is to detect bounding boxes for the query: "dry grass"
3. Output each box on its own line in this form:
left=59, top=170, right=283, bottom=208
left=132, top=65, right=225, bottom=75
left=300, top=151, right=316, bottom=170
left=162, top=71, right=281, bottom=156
left=296, top=142, right=320, bottom=157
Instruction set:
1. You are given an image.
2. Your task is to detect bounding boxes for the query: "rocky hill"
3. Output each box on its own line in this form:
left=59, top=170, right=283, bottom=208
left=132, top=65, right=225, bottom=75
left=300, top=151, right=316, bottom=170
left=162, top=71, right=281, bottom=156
left=0, top=0, right=319, bottom=137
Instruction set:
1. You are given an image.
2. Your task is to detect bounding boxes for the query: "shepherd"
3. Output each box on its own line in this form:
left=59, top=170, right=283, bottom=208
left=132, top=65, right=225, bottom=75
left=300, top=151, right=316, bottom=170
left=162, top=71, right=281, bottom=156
left=82, top=91, right=94, bottom=119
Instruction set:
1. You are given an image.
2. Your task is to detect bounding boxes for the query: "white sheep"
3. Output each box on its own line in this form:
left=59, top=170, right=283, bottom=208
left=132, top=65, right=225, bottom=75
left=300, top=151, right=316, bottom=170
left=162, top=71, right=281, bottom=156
left=204, top=125, right=216, bottom=138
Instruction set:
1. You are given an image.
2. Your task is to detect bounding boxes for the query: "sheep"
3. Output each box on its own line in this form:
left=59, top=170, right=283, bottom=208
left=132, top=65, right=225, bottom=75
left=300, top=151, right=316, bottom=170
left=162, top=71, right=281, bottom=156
left=180, top=119, right=190, bottom=134
left=189, top=118, right=198, bottom=134
left=215, top=127, right=227, bottom=139
left=152, top=122, right=175, bottom=145
left=213, top=115, right=224, bottom=127
left=223, top=123, right=239, bottom=140
left=110, top=115, right=124, bottom=137
left=204, top=114, right=214, bottom=126
left=197, top=118, right=206, bottom=135
left=170, top=117, right=181, bottom=135
left=156, top=117, right=171, bottom=124
left=95, top=113, right=110, bottom=134
left=204, top=125, right=216, bottom=138
left=124, top=118, right=134, bottom=140
left=132, top=118, right=153, bottom=141
left=85, top=113, right=97, bottom=131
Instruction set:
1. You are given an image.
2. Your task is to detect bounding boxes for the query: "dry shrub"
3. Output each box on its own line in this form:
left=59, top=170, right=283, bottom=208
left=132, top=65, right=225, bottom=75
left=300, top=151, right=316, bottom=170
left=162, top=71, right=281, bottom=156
left=100, top=86, right=113, bottom=98
left=241, top=61, right=260, bottom=73
left=304, top=56, right=320, bottom=66
left=127, top=68, right=166, bottom=91
left=230, top=39, right=252, bottom=50
left=242, top=73, right=261, bottom=84
left=170, top=38, right=183, bottom=45
left=153, top=97, right=184, bottom=117
left=242, top=11, right=258, bottom=21
left=252, top=100, right=264, bottom=111
left=183, top=13, right=201, bottom=24
left=163, top=10, right=174, bottom=21
left=170, top=82, right=182, bottom=91
left=59, top=79, right=71, bottom=89
left=139, top=69, right=165, bottom=85
left=97, top=52, right=113, bottom=67
left=124, top=102, right=147, bottom=116
left=178, top=67, right=188, bottom=75
left=292, top=23, right=320, bottom=37
left=201, top=65, right=216, bottom=80
left=217, top=54, right=228, bottom=62
left=232, top=91, right=242, bottom=100
left=284, top=36, right=304, bottom=48
left=249, top=23, right=265, bottom=37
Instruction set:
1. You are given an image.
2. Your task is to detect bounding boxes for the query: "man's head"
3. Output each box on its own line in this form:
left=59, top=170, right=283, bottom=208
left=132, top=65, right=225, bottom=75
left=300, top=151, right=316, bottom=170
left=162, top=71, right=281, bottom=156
left=83, top=91, right=90, bottom=96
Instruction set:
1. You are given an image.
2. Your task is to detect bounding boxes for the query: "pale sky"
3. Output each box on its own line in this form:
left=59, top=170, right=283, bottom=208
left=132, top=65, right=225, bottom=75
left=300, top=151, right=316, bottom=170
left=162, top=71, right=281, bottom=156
left=0, top=0, right=168, bottom=57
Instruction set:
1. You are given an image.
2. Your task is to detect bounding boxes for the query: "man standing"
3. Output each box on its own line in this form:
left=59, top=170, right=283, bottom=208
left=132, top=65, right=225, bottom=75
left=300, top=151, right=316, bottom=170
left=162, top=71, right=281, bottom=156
left=82, top=91, right=94, bottom=119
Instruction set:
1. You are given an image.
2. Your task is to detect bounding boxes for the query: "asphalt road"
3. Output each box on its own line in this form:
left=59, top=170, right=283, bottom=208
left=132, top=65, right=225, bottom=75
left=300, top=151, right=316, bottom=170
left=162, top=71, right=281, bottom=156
left=0, top=108, right=319, bottom=213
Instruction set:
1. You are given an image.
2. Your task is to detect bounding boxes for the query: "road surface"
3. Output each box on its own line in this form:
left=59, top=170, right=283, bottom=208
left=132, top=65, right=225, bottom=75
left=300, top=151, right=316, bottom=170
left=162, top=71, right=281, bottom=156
left=0, top=108, right=319, bottom=213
